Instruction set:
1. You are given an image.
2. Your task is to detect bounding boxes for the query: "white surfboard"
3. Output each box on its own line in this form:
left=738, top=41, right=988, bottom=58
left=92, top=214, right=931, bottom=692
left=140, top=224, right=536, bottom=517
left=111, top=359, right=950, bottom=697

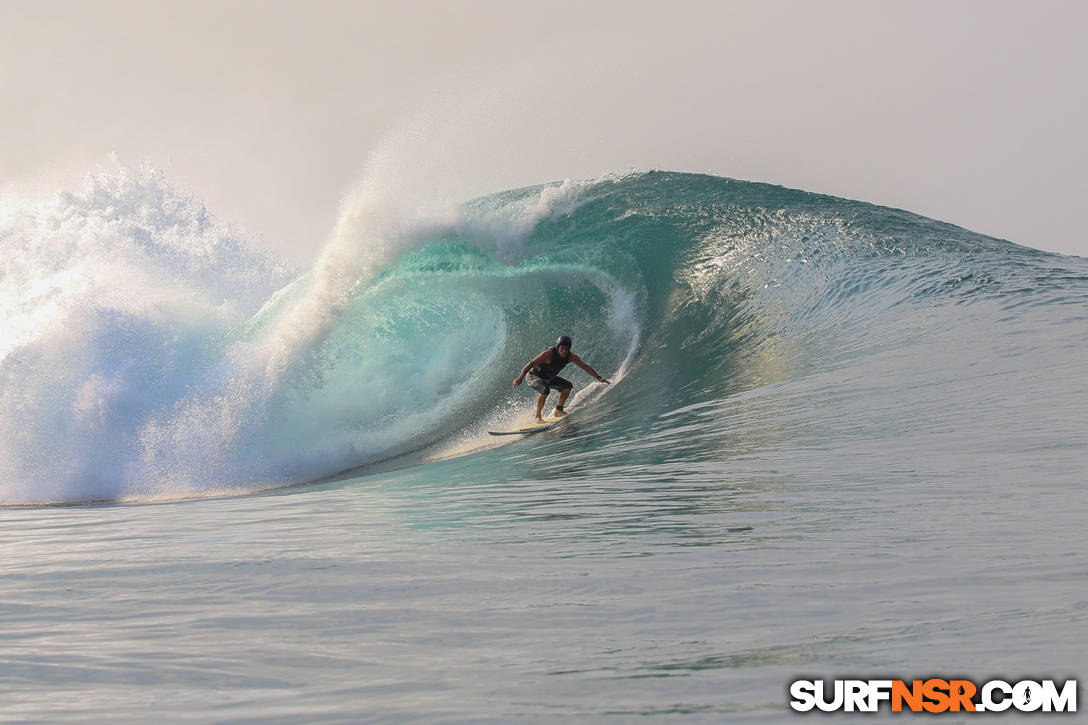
left=487, top=414, right=566, bottom=436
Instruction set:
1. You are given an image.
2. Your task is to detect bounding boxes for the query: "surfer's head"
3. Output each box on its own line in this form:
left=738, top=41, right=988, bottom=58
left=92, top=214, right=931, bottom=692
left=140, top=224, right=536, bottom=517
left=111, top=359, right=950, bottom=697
left=556, top=335, right=572, bottom=354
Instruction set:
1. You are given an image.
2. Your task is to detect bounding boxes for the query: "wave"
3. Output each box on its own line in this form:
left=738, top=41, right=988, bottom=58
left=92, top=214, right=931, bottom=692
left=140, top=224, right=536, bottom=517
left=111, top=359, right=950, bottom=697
left=2, top=166, right=1085, bottom=504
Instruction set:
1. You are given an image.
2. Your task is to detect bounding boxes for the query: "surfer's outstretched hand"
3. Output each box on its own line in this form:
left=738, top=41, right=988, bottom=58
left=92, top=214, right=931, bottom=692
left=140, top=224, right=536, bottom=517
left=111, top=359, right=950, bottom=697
left=512, top=376, right=523, bottom=388
left=596, top=376, right=611, bottom=384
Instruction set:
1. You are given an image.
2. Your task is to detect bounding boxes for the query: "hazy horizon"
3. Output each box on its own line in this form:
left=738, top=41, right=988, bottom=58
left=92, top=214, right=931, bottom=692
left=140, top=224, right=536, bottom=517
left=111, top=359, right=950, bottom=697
left=3, top=0, right=1085, bottom=265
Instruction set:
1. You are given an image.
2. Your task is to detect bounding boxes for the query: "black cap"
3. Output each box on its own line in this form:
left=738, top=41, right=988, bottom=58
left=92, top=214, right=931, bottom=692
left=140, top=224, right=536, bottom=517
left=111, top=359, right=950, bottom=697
left=556, top=335, right=572, bottom=348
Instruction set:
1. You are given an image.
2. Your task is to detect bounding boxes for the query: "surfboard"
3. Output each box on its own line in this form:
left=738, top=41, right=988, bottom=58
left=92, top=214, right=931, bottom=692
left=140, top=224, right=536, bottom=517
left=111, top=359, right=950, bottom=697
left=487, top=415, right=566, bottom=436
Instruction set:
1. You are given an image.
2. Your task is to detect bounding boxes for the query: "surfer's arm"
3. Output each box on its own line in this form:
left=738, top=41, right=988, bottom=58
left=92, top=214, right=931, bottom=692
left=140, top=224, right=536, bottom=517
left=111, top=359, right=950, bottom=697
left=513, top=349, right=552, bottom=387
left=570, top=354, right=610, bottom=384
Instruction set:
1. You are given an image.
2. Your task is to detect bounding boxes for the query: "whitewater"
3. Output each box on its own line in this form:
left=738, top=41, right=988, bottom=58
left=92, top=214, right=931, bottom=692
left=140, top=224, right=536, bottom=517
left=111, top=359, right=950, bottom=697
left=2, top=167, right=1086, bottom=722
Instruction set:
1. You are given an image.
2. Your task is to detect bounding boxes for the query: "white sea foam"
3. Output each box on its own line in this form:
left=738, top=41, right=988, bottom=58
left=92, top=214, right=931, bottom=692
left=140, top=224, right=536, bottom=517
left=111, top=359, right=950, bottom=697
left=0, top=163, right=289, bottom=502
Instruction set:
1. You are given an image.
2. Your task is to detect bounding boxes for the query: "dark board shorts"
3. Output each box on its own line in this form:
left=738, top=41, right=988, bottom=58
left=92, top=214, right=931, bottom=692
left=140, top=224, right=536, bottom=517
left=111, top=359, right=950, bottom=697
left=527, top=374, right=572, bottom=395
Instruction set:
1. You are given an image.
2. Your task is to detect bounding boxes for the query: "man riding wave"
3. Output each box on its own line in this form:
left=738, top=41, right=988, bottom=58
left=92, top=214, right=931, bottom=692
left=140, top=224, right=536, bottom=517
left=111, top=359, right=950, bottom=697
left=513, top=335, right=610, bottom=422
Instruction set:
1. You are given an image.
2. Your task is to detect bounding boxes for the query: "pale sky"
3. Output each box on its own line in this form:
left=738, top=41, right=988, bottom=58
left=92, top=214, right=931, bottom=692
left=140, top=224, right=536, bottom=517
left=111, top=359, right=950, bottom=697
left=2, top=0, right=1086, bottom=264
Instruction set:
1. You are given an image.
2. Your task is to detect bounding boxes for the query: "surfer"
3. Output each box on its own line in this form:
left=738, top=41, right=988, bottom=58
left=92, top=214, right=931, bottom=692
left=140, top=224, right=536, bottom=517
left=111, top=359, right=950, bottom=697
left=513, top=335, right=610, bottom=422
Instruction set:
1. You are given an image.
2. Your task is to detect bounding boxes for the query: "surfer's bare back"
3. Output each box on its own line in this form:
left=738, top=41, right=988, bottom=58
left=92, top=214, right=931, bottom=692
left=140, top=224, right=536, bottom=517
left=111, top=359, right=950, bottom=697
left=513, top=335, right=610, bottom=422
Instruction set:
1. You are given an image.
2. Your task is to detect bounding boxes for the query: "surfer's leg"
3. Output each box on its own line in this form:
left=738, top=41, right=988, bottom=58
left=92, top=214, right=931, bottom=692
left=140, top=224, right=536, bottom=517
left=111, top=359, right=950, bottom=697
left=550, top=378, right=573, bottom=416
left=554, top=387, right=571, bottom=415
left=535, top=393, right=547, bottom=422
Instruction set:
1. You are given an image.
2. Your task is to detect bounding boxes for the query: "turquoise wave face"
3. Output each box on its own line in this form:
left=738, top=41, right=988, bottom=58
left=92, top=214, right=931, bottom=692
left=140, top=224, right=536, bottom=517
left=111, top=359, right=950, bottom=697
left=2, top=169, right=1085, bottom=504
left=239, top=254, right=638, bottom=479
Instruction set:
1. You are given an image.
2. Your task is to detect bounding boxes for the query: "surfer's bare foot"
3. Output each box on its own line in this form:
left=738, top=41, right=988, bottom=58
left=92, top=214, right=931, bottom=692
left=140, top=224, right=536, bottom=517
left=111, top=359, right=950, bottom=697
left=553, top=409, right=566, bottom=417
left=534, top=417, right=545, bottom=423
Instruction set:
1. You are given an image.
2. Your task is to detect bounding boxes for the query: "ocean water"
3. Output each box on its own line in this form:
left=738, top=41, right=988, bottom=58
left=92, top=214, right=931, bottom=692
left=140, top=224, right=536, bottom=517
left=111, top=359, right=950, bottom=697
left=1, top=168, right=1086, bottom=722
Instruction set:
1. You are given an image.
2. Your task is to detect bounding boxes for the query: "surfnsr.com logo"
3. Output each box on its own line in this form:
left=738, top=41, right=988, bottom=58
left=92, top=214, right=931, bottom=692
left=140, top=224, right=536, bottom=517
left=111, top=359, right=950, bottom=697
left=789, top=679, right=1077, bottom=713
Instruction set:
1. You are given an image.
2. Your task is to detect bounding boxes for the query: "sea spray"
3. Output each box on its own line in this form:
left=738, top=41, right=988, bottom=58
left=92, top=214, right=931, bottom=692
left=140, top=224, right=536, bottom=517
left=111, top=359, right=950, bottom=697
left=0, top=164, right=289, bottom=501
